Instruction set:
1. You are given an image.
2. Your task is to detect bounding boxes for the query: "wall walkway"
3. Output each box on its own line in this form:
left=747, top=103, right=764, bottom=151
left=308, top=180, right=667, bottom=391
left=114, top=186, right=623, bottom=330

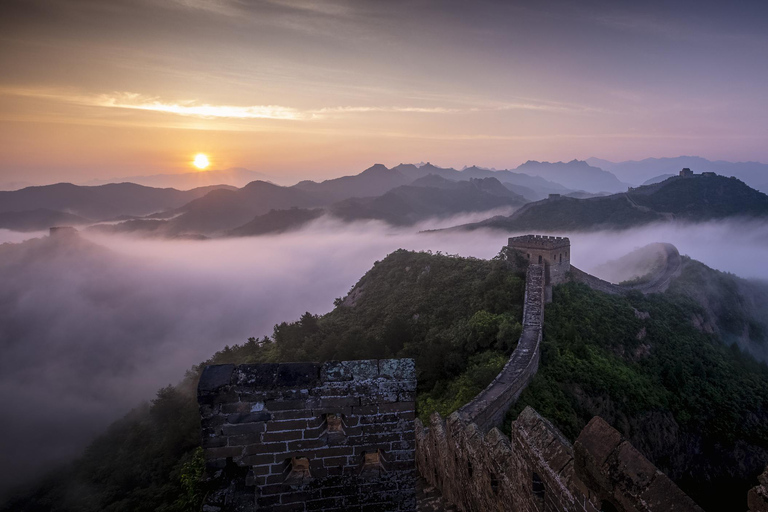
left=457, top=263, right=544, bottom=432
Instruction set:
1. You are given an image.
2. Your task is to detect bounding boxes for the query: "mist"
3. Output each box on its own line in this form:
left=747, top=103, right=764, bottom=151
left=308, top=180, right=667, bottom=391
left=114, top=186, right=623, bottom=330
left=2, top=217, right=768, bottom=497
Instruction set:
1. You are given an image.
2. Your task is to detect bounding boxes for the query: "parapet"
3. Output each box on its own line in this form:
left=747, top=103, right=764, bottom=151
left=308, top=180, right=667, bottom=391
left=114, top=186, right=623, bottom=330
left=574, top=416, right=702, bottom=511
left=508, top=234, right=570, bottom=250
left=198, top=359, right=417, bottom=511
left=416, top=407, right=702, bottom=512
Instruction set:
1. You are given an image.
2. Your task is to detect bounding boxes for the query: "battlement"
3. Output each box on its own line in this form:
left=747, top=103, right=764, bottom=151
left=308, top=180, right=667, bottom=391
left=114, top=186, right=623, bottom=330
left=508, top=234, right=570, bottom=250
left=198, top=359, right=417, bottom=511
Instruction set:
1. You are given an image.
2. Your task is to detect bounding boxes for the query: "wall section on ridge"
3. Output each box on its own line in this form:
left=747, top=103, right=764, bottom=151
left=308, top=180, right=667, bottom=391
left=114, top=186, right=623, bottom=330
left=415, top=407, right=702, bottom=512
left=457, top=263, right=544, bottom=432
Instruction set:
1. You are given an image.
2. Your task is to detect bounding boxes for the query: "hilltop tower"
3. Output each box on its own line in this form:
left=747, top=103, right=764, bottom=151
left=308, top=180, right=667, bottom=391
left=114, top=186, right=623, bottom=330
left=507, top=234, right=570, bottom=301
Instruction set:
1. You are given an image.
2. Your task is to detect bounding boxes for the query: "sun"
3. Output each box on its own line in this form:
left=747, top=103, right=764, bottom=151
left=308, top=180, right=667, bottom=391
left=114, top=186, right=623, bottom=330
left=193, top=153, right=210, bottom=170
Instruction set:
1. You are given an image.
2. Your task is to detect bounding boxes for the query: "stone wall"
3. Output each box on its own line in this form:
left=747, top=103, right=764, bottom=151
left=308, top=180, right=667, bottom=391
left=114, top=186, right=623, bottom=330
left=197, top=359, right=417, bottom=511
left=415, top=407, right=702, bottom=512
left=457, top=264, right=544, bottom=432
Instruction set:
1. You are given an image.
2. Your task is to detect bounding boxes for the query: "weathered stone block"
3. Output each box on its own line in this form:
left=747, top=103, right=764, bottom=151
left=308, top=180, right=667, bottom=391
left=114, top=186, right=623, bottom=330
left=198, top=364, right=235, bottom=393
left=275, top=362, right=320, bottom=387
left=378, top=359, right=416, bottom=380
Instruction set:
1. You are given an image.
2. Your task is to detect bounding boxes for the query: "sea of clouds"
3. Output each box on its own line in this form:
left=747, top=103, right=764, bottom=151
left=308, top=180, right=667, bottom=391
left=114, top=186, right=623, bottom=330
left=1, top=217, right=767, bottom=496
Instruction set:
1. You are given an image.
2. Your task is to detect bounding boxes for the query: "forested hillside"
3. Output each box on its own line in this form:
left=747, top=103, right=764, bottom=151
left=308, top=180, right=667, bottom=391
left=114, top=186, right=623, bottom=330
left=510, top=282, right=768, bottom=510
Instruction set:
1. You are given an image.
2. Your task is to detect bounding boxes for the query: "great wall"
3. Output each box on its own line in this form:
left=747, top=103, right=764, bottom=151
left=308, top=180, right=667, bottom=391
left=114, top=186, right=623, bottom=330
left=197, top=235, right=768, bottom=511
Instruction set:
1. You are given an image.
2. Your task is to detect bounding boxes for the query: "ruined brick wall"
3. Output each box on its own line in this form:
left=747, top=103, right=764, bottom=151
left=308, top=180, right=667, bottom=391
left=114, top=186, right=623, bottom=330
left=748, top=467, right=768, bottom=511
left=197, top=359, right=417, bottom=511
left=415, top=407, right=702, bottom=512
left=456, top=264, right=544, bottom=432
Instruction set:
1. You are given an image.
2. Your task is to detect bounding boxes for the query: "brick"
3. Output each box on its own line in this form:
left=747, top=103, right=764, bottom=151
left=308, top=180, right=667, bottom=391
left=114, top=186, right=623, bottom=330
left=204, top=446, right=243, bottom=460
left=316, top=397, right=360, bottom=409
left=377, top=402, right=414, bottom=413
left=322, top=447, right=355, bottom=457
left=271, top=409, right=317, bottom=420
left=201, top=436, right=227, bottom=449
left=243, top=442, right=287, bottom=456
left=288, top=438, right=327, bottom=451
left=352, top=405, right=379, bottom=415
left=228, top=433, right=262, bottom=446
left=266, top=400, right=311, bottom=411
left=221, top=402, right=250, bottom=414
left=322, top=456, right=348, bottom=467
left=222, top=423, right=266, bottom=436
left=266, top=419, right=311, bottom=431
left=241, top=453, right=275, bottom=466
left=226, top=411, right=272, bottom=423
left=262, top=430, right=303, bottom=443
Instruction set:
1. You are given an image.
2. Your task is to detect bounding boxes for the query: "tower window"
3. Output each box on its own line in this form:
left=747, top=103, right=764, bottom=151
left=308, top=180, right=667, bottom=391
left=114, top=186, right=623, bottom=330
left=532, top=472, right=545, bottom=499
left=538, top=255, right=542, bottom=264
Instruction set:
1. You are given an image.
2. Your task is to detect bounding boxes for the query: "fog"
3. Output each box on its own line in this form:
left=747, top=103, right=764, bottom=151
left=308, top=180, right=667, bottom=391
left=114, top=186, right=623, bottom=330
left=1, top=217, right=768, bottom=497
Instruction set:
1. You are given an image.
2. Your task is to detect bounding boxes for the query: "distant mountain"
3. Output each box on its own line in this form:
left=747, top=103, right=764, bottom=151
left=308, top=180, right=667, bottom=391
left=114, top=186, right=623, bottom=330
left=228, top=208, right=325, bottom=237
left=0, top=209, right=91, bottom=232
left=391, top=162, right=462, bottom=182
left=449, top=173, right=768, bottom=232
left=96, top=175, right=531, bottom=237
left=83, top=168, right=280, bottom=189
left=588, top=156, right=768, bottom=191
left=0, top=183, right=232, bottom=221
left=0, top=181, right=34, bottom=192
left=293, top=164, right=411, bottom=203
left=642, top=174, right=675, bottom=186
left=330, top=177, right=527, bottom=225
left=515, top=159, right=629, bottom=193
left=275, top=162, right=574, bottom=206
left=459, top=166, right=571, bottom=200
left=166, top=180, right=325, bottom=235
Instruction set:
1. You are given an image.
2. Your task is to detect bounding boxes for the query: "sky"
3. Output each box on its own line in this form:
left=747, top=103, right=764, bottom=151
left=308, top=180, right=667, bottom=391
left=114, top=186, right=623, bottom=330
left=1, top=0, right=767, bottom=184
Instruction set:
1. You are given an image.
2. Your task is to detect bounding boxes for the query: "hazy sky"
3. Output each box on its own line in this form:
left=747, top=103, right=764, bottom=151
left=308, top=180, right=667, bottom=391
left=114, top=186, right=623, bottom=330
left=1, top=0, right=767, bottom=183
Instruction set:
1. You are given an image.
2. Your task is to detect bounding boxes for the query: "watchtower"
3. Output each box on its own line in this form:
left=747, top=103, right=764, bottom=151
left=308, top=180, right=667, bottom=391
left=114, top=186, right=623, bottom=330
left=507, top=235, right=570, bottom=301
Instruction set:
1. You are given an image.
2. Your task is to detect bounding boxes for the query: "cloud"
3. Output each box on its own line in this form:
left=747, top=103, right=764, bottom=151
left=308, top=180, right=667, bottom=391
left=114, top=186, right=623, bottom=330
left=0, top=87, right=599, bottom=124
left=93, top=92, right=304, bottom=120
left=1, top=218, right=768, bottom=497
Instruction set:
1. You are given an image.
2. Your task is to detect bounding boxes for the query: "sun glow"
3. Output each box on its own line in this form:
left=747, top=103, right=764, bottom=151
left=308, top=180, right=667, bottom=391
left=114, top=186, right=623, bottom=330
left=193, top=153, right=210, bottom=170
